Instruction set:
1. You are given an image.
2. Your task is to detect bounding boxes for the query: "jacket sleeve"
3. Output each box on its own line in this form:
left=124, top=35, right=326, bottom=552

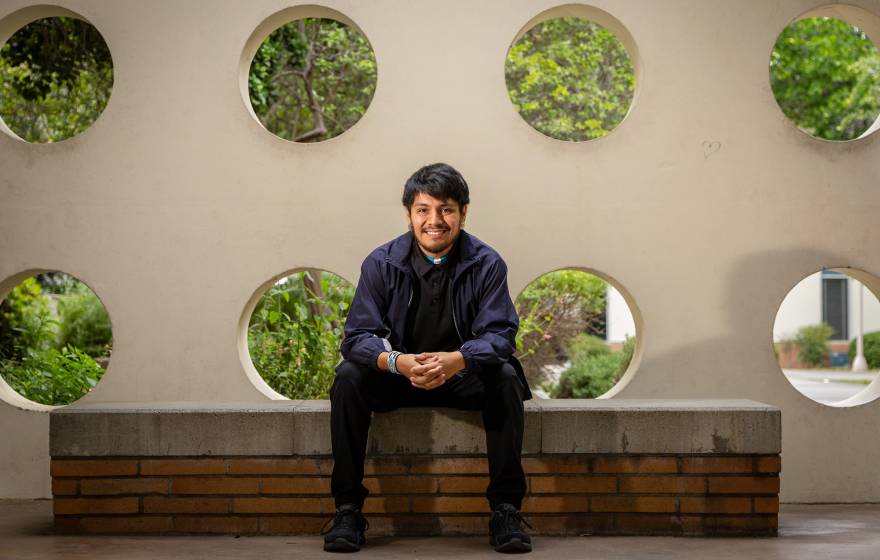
left=459, top=257, right=519, bottom=373
left=340, top=256, right=392, bottom=371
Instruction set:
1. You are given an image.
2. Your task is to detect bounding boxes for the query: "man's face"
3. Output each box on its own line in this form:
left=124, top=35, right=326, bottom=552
left=406, top=192, right=467, bottom=257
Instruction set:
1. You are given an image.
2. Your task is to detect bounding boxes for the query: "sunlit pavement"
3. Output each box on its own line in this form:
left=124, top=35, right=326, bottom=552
left=782, top=369, right=878, bottom=404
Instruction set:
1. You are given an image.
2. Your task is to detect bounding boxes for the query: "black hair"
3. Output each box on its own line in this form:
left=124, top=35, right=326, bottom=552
left=402, top=163, right=470, bottom=209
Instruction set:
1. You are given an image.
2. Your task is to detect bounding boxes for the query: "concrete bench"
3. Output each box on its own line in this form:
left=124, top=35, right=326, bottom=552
left=50, top=400, right=781, bottom=536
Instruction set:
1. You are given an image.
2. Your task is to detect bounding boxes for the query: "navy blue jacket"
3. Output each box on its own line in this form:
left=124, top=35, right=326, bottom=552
left=340, top=230, right=531, bottom=399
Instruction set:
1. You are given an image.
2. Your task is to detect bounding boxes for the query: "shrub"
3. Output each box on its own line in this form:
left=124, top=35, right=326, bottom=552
left=56, top=282, right=112, bottom=358
left=552, top=335, right=635, bottom=398
left=553, top=352, right=622, bottom=398
left=796, top=323, right=833, bottom=367
left=565, top=333, right=611, bottom=364
left=248, top=270, right=353, bottom=399
left=848, top=331, right=880, bottom=369
left=0, top=278, right=56, bottom=360
left=0, top=345, right=104, bottom=405
left=515, top=270, right=607, bottom=385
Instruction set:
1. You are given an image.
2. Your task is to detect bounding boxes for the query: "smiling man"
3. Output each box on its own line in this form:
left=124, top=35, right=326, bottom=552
left=322, top=163, right=533, bottom=553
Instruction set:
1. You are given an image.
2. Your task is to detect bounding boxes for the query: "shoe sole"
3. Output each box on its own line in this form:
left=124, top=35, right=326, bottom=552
left=323, top=538, right=362, bottom=552
left=494, top=537, right=532, bottom=553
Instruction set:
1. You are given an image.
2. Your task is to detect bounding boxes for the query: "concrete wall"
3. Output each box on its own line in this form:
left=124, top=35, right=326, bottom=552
left=1, top=0, right=879, bottom=502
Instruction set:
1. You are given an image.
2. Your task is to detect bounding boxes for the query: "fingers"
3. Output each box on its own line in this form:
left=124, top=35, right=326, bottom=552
left=410, top=359, right=441, bottom=375
left=411, top=371, right=447, bottom=390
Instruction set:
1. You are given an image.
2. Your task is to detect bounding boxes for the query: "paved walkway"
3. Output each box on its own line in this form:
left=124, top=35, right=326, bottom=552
left=3, top=500, right=878, bottom=559
left=783, top=369, right=878, bottom=404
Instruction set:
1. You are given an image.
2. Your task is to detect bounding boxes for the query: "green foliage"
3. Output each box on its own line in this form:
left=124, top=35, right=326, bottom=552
left=0, top=277, right=55, bottom=360
left=0, top=274, right=111, bottom=405
left=551, top=335, right=634, bottom=398
left=796, top=323, right=833, bottom=367
left=248, top=18, right=377, bottom=142
left=505, top=17, right=635, bottom=141
left=248, top=270, right=354, bottom=399
left=0, top=17, right=113, bottom=143
left=56, top=282, right=113, bottom=357
left=515, top=270, right=607, bottom=384
left=770, top=17, right=880, bottom=140
left=848, top=331, right=880, bottom=369
left=0, top=345, right=104, bottom=406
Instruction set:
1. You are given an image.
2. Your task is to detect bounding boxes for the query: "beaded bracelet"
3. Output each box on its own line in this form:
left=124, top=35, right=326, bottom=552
left=387, top=351, right=402, bottom=375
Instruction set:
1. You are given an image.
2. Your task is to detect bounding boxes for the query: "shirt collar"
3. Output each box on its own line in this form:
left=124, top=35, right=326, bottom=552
left=410, top=233, right=458, bottom=277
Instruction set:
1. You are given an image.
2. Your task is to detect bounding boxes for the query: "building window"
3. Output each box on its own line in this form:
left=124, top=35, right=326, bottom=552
left=822, top=272, right=848, bottom=340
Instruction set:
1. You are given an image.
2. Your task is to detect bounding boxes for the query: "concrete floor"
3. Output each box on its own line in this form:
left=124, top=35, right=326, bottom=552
left=2, top=500, right=878, bottom=560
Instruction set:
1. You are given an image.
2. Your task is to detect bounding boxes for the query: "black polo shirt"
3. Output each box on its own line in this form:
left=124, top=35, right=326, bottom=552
left=404, top=236, right=462, bottom=354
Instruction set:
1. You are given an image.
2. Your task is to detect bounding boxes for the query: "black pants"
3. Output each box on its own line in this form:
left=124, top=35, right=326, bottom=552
left=330, top=359, right=527, bottom=510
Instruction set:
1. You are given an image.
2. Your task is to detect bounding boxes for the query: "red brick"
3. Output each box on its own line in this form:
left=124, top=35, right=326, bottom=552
left=227, top=458, right=327, bottom=476
left=364, top=476, right=437, bottom=494
left=363, top=496, right=410, bottom=513
left=699, top=515, right=778, bottom=535
left=52, top=479, right=78, bottom=496
left=259, top=516, right=326, bottom=534
left=57, top=516, right=173, bottom=534
left=233, top=497, right=322, bottom=514
left=757, top=456, right=781, bottom=473
left=529, top=476, right=616, bottom=494
left=680, top=457, right=753, bottom=474
left=526, top=513, right=615, bottom=535
left=437, top=476, right=488, bottom=494
left=143, top=496, right=229, bottom=514
left=412, top=496, right=484, bottom=513
left=616, top=514, right=683, bottom=534
left=437, top=515, right=488, bottom=535
left=592, top=457, right=677, bottom=474
left=364, top=458, right=409, bottom=475
left=80, top=478, right=169, bottom=496
left=368, top=515, right=441, bottom=536
left=619, top=476, right=705, bottom=494
left=171, top=477, right=259, bottom=495
left=261, top=477, right=330, bottom=494
left=755, top=496, right=780, bottom=513
left=141, top=459, right=225, bottom=476
left=590, top=496, right=676, bottom=513
left=680, top=496, right=752, bottom=514
left=521, top=495, right=588, bottom=513
left=410, top=458, right=487, bottom=474
left=53, top=497, right=139, bottom=515
left=708, top=476, right=779, bottom=494
left=521, top=456, right=589, bottom=474
left=173, top=516, right=259, bottom=534
left=51, top=459, right=137, bottom=478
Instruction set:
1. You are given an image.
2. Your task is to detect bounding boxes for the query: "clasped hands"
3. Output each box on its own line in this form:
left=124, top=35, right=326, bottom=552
left=396, top=351, right=466, bottom=390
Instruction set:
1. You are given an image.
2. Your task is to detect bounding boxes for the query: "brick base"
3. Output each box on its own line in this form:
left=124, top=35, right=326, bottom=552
left=52, top=454, right=779, bottom=536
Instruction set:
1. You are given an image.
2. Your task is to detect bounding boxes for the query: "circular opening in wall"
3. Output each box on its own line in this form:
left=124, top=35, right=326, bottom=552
left=245, top=13, right=377, bottom=143
left=774, top=268, right=880, bottom=407
left=514, top=269, right=639, bottom=398
left=0, top=11, right=113, bottom=143
left=0, top=272, right=112, bottom=408
left=770, top=6, right=880, bottom=141
left=245, top=269, right=354, bottom=399
left=505, top=7, right=637, bottom=142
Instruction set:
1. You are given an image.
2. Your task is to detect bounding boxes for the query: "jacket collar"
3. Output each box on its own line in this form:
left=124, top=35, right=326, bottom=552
left=387, top=230, right=481, bottom=278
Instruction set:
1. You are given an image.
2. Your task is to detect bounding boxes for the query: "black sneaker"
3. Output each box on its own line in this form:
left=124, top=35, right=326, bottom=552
left=489, top=503, right=533, bottom=553
left=322, top=503, right=368, bottom=552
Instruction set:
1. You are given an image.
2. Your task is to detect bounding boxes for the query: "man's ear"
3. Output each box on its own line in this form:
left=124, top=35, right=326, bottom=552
left=460, top=204, right=468, bottom=225
left=404, top=206, right=413, bottom=230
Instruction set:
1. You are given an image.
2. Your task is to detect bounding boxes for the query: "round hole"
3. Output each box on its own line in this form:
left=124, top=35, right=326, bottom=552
left=505, top=9, right=636, bottom=142
left=0, top=13, right=113, bottom=143
left=245, top=16, right=377, bottom=142
left=774, top=268, right=880, bottom=406
left=514, top=269, right=638, bottom=398
left=770, top=8, right=880, bottom=141
left=245, top=269, right=354, bottom=399
left=0, top=272, right=112, bottom=407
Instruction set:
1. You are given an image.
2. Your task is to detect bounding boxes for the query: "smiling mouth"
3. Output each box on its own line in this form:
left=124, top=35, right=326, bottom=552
left=423, top=229, right=449, bottom=239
